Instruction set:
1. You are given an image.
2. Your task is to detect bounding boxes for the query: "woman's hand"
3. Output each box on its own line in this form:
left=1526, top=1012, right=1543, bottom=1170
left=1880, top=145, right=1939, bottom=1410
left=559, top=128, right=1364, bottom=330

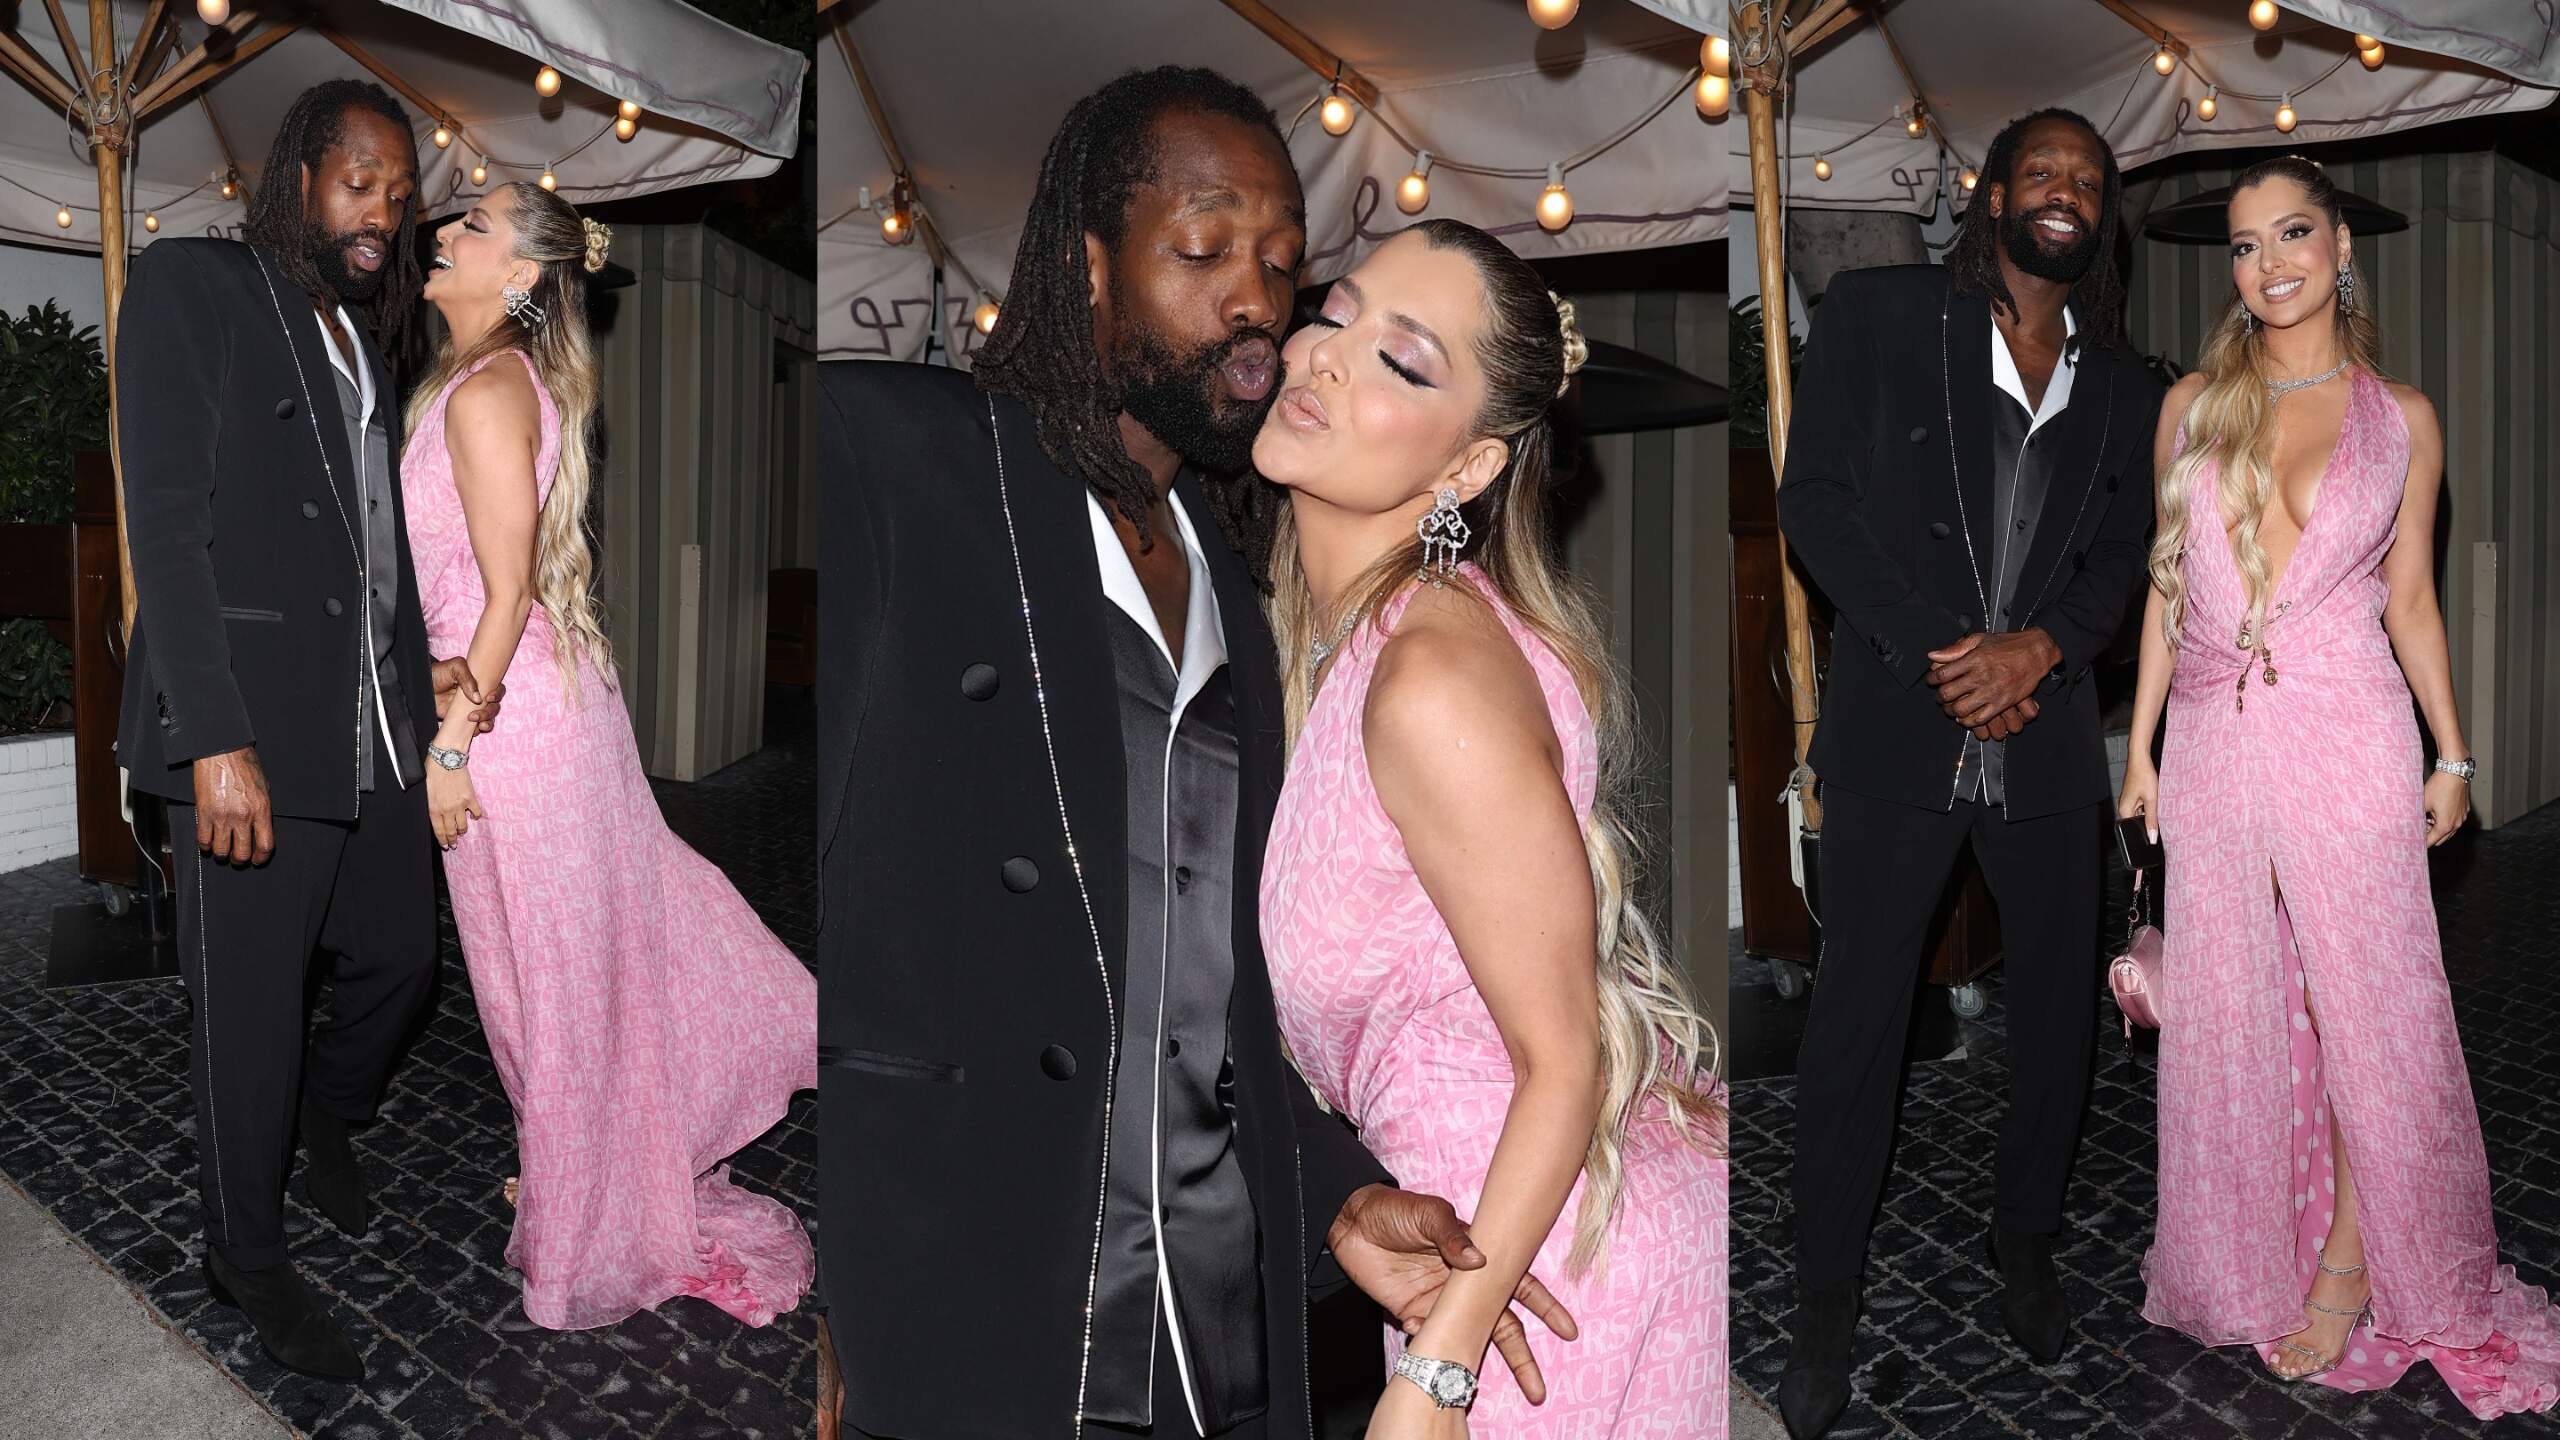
left=1363, top=1371, right=1472, bottom=1440
left=2423, top=769, right=2470, bottom=847
left=428, top=764, right=485, bottom=851
left=2117, top=756, right=2159, bottom=844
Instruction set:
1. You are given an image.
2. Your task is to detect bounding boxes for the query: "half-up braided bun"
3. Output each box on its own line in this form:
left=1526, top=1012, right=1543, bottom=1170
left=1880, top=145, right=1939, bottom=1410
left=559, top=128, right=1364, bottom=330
left=1551, top=291, right=1589, bottom=397
left=581, top=218, right=612, bottom=275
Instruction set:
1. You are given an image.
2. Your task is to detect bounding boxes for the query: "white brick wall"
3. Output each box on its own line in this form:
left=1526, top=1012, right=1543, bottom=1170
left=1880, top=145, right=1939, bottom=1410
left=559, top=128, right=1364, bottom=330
left=0, top=732, right=79, bottom=873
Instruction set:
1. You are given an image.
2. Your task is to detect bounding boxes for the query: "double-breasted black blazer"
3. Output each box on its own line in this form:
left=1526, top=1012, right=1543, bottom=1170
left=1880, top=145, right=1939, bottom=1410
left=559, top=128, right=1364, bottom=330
left=113, top=238, right=436, bottom=820
left=815, top=359, right=1391, bottom=1440
left=1778, top=264, right=2164, bottom=821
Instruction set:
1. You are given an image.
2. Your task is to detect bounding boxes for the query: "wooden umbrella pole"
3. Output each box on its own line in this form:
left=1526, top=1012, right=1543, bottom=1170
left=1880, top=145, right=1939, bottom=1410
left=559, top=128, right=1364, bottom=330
left=69, top=1, right=138, bottom=639
left=1741, top=5, right=1822, bottom=828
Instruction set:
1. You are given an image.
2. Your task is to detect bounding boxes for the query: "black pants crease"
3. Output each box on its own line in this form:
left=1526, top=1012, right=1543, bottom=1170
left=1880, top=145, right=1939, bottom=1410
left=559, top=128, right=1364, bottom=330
left=1789, top=784, right=2102, bottom=1288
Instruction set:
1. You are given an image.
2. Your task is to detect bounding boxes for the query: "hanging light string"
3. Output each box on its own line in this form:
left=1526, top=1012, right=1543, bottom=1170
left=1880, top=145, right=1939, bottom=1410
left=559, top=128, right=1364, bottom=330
left=1775, top=11, right=2380, bottom=185
left=1282, top=52, right=1704, bottom=182
left=19, top=1, right=651, bottom=231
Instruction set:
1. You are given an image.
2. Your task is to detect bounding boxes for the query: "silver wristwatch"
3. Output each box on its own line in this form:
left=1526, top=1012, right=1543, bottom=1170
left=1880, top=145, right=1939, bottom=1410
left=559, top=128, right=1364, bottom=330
left=425, top=743, right=470, bottom=771
left=2433, top=756, right=2476, bottom=783
left=1392, top=1351, right=1478, bottom=1410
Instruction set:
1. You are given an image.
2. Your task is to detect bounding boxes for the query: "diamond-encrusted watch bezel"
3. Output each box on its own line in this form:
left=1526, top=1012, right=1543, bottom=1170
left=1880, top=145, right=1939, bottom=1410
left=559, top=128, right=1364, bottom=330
left=1394, top=1352, right=1476, bottom=1409
left=1431, top=1368, right=1469, bottom=1404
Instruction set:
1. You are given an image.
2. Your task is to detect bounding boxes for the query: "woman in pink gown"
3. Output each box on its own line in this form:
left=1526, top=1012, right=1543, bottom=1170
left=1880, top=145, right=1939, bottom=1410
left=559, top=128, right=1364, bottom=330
left=401, top=182, right=816, bottom=1330
left=1254, top=221, right=1726, bottom=1438
left=2120, top=156, right=2557, bottom=1417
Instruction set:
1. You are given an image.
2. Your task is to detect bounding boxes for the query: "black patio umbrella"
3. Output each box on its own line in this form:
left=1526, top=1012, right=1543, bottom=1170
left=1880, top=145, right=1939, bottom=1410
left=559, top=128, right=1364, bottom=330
left=1573, top=338, right=1724, bottom=435
left=2141, top=184, right=2410, bottom=244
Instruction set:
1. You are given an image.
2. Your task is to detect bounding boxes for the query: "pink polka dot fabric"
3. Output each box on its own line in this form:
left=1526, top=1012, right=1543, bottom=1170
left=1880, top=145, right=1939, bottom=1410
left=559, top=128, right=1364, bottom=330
left=1262, top=566, right=1728, bottom=1436
left=2141, top=370, right=2560, bottom=1419
left=403, top=351, right=817, bottom=1331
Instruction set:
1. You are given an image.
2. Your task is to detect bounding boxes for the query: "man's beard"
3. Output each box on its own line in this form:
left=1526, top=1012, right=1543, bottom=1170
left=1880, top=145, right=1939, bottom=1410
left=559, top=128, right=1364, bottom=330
left=1110, top=307, right=1277, bottom=477
left=2000, top=204, right=2101, bottom=285
left=304, top=218, right=389, bottom=304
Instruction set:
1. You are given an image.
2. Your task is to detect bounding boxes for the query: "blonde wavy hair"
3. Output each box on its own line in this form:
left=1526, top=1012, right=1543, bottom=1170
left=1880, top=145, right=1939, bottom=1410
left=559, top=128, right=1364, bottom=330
left=405, top=181, right=614, bottom=696
left=2152, top=156, right=2385, bottom=647
left=1271, top=220, right=1724, bottom=1274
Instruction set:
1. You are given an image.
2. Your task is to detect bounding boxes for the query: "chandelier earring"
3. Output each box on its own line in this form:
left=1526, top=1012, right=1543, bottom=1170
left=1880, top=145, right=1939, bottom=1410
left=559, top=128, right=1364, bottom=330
left=1416, top=487, right=1472, bottom=585
left=503, top=283, right=547, bottom=327
left=2336, top=262, right=2356, bottom=316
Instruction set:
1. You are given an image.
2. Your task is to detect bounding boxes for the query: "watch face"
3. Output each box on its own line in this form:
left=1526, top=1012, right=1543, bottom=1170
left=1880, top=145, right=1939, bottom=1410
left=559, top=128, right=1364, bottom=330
left=1431, top=1369, right=1468, bottom=1404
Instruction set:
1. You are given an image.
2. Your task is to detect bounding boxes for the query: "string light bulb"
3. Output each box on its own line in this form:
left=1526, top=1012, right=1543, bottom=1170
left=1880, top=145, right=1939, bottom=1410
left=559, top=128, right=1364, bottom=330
left=1319, top=88, right=1355, bottom=136
left=1536, top=162, right=1574, bottom=232
left=2275, top=96, right=2298, bottom=132
left=2198, top=87, right=2218, bottom=121
left=470, top=158, right=489, bottom=185
left=2248, top=1, right=2278, bottom=30
left=1397, top=151, right=1433, bottom=215
left=539, top=167, right=558, bottom=191
left=1705, top=34, right=1731, bottom=78
left=197, top=0, right=228, bottom=23
left=535, top=65, right=562, bottom=98
left=615, top=116, right=637, bottom=141
left=2354, top=33, right=2378, bottom=48
left=54, top=206, right=72, bottom=229
left=432, top=122, right=452, bottom=149
left=144, top=212, right=160, bottom=232
left=1813, top=157, right=1832, bottom=181
left=881, top=181, right=916, bottom=246
left=2154, top=46, right=2177, bottom=76
left=974, top=297, right=1001, bottom=335
left=1960, top=166, right=1979, bottom=191
left=1527, top=0, right=1578, bottom=27
left=1906, top=104, right=1927, bottom=139
left=219, top=171, right=237, bottom=200
left=1697, top=72, right=1731, bottom=118
left=619, top=100, right=641, bottom=121
left=2360, top=41, right=2386, bottom=69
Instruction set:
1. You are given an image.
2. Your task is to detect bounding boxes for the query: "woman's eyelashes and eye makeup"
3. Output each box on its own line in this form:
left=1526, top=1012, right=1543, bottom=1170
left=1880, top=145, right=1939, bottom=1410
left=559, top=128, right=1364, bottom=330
left=1305, top=296, right=1436, bottom=388
left=2229, top=222, right=2320, bottom=258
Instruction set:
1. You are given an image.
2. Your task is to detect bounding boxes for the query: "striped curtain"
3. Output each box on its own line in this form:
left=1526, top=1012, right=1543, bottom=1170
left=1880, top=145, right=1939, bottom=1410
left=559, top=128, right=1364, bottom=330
left=1558, top=288, right=1729, bottom=1027
left=591, top=224, right=818, bottom=781
left=2131, top=152, right=2559, bottom=829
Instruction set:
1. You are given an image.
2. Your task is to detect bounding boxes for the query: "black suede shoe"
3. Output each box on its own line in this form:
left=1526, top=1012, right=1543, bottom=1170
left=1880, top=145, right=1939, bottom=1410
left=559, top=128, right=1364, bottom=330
left=1777, top=1279, right=1859, bottom=1439
left=203, top=1248, right=366, bottom=1382
left=299, top=1099, right=370, bottom=1237
left=1987, top=1224, right=2071, bottom=1363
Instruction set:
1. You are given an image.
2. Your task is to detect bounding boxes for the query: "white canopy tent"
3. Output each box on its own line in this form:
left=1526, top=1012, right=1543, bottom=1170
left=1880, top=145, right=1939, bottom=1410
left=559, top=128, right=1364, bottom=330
left=1, top=0, right=805, bottom=255
left=818, top=0, right=1727, bottom=364
left=1727, top=0, right=2555, bottom=221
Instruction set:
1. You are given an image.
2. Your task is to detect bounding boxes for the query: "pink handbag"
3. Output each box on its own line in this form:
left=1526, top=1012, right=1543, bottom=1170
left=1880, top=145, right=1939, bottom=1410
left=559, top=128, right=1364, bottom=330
left=2109, top=869, right=2164, bottom=1035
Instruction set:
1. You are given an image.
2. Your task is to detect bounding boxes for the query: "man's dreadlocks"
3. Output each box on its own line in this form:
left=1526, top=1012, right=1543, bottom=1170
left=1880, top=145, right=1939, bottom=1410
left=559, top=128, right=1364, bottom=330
left=1944, top=107, right=2128, bottom=352
left=972, top=66, right=1289, bottom=570
left=241, top=79, right=423, bottom=351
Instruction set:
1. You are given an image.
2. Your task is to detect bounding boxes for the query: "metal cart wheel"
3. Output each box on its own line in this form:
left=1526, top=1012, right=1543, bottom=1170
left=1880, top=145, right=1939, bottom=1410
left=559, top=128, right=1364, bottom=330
left=97, top=883, right=133, bottom=918
left=1771, top=959, right=1811, bottom=1002
left=1948, top=982, right=1988, bottom=1020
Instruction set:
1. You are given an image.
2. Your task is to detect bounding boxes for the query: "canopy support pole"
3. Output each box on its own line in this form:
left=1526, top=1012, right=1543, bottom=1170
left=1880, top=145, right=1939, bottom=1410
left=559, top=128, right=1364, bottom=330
left=1210, top=0, right=1381, bottom=110
left=1740, top=2, right=1822, bottom=829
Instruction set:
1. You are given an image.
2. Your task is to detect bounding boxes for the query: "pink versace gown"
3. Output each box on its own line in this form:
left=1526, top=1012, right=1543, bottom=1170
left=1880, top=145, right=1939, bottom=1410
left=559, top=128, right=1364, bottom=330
left=403, top=350, right=817, bottom=1331
left=2142, top=367, right=2559, bottom=1417
left=1262, top=566, right=1728, bottom=1436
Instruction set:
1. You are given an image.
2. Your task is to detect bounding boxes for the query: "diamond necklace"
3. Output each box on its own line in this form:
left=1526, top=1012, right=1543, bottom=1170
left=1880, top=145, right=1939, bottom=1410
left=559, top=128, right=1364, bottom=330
left=1307, top=604, right=1361, bottom=681
left=2266, top=358, right=2351, bottom=400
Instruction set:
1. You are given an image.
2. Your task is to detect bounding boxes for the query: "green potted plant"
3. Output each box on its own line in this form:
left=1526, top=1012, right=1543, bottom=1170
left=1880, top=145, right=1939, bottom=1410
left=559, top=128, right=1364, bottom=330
left=0, top=300, right=108, bottom=734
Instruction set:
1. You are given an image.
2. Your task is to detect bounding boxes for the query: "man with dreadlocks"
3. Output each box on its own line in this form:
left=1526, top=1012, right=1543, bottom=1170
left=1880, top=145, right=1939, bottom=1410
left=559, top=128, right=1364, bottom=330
left=114, top=78, right=491, bottom=1383
left=1770, top=108, right=2163, bottom=1438
left=815, top=65, right=1577, bottom=1440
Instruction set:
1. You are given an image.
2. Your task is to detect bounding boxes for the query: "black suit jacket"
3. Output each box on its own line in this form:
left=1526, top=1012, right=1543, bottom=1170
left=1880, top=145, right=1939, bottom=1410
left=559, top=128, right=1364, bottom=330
left=114, top=238, right=437, bottom=820
left=815, top=360, right=1392, bottom=1440
left=1778, top=265, right=2163, bottom=820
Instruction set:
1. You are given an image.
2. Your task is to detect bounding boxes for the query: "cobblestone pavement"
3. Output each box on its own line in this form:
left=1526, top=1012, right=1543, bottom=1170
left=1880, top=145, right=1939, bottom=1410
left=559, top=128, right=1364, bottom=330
left=0, top=688, right=819, bottom=1439
left=1730, top=803, right=2560, bottom=1439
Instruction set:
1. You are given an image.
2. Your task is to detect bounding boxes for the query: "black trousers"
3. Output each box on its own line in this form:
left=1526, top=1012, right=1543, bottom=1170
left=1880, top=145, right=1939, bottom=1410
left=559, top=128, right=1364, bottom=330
left=1790, top=784, right=2103, bottom=1289
left=170, top=778, right=436, bottom=1269
left=851, top=1315, right=1273, bottom=1440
